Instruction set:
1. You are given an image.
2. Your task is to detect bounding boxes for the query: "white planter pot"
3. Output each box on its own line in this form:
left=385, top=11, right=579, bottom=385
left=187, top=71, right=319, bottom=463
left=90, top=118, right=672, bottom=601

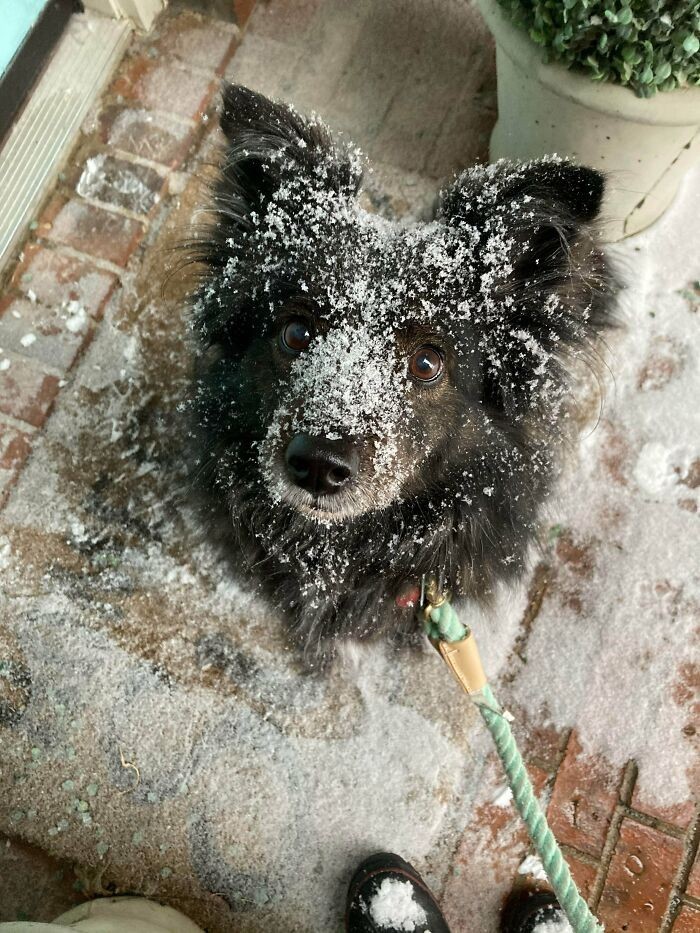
left=0, top=897, right=204, bottom=933
left=478, top=0, right=700, bottom=240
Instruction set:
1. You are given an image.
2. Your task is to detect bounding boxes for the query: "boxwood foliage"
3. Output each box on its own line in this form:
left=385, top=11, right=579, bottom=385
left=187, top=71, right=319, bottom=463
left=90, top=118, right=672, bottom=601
left=497, top=0, right=700, bottom=96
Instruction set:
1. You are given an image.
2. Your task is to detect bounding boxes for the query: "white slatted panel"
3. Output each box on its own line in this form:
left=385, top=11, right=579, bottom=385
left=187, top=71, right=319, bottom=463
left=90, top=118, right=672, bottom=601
left=0, top=12, right=132, bottom=273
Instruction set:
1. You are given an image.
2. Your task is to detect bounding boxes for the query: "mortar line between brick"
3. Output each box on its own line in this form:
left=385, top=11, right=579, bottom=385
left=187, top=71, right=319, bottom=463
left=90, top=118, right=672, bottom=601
left=622, top=805, right=687, bottom=839
left=555, top=727, right=573, bottom=763
left=35, top=242, right=125, bottom=277
left=660, top=806, right=700, bottom=933
left=682, top=893, right=700, bottom=909
left=559, top=843, right=601, bottom=869
left=0, top=413, right=38, bottom=435
left=589, top=759, right=638, bottom=910
left=529, top=726, right=571, bottom=797
left=217, top=23, right=242, bottom=61
left=104, top=148, right=172, bottom=177
left=76, top=194, right=151, bottom=226
left=0, top=347, right=64, bottom=380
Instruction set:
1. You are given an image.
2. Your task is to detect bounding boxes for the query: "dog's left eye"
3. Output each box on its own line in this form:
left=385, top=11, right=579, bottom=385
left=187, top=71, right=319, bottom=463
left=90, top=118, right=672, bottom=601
left=280, top=319, right=312, bottom=354
left=409, top=345, right=444, bottom=383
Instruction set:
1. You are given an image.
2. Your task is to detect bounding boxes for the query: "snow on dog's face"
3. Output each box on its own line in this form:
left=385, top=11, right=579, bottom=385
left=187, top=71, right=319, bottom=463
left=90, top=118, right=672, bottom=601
left=187, top=86, right=615, bottom=653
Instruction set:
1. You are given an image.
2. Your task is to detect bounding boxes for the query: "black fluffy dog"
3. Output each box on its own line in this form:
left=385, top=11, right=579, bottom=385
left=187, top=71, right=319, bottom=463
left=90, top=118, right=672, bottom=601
left=188, top=84, right=617, bottom=664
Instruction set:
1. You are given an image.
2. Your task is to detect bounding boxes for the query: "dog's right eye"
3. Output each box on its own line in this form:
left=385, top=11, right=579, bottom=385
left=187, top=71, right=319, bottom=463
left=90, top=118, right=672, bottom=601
left=280, top=319, right=312, bottom=354
left=409, top=345, right=444, bottom=383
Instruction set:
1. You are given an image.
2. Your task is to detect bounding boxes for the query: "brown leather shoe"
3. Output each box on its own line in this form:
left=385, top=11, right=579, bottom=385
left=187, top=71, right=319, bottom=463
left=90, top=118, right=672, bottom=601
left=346, top=852, right=452, bottom=933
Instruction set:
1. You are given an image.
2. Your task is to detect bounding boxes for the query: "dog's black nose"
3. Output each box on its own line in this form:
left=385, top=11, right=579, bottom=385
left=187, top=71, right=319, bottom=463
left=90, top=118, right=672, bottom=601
left=285, top=434, right=359, bottom=497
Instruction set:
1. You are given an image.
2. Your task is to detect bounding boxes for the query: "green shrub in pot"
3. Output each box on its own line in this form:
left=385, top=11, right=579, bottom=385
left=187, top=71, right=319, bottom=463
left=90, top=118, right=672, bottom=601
left=497, top=0, right=700, bottom=96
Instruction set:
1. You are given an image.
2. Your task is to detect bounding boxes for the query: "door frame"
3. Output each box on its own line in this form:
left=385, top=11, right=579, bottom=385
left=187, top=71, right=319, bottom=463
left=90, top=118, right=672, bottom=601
left=83, top=0, right=166, bottom=30
left=0, top=0, right=79, bottom=143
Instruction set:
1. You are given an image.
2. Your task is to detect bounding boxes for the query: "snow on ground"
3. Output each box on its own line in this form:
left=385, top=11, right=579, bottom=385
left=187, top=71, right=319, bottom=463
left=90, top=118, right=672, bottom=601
left=504, top=166, right=700, bottom=806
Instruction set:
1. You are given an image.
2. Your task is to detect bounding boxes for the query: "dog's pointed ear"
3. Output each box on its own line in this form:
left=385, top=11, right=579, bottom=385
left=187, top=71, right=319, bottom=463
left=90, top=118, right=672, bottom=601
left=438, top=160, right=614, bottom=417
left=531, top=160, right=605, bottom=222
left=218, top=84, right=362, bottom=215
left=438, top=159, right=605, bottom=278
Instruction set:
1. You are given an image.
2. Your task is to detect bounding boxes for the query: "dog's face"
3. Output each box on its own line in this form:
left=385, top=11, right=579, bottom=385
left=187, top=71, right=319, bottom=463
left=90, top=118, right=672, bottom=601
left=190, top=85, right=614, bottom=628
left=247, top=213, right=493, bottom=525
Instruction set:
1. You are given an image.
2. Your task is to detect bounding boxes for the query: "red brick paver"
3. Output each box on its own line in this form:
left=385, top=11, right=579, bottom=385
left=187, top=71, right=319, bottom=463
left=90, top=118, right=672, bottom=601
left=111, top=57, right=217, bottom=121
left=673, top=906, right=700, bottom=931
left=0, top=297, right=92, bottom=373
left=45, top=197, right=145, bottom=267
left=631, top=784, right=698, bottom=833
left=548, top=732, right=624, bottom=859
left=251, top=0, right=323, bottom=40
left=146, top=11, right=239, bottom=73
left=98, top=106, right=195, bottom=169
left=11, top=244, right=117, bottom=320
left=597, top=821, right=684, bottom=931
left=0, top=356, right=60, bottom=429
left=71, top=154, right=167, bottom=217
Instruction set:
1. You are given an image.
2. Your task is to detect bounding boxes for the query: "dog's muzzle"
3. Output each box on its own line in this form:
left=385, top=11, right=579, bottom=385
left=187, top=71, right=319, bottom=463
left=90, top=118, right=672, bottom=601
left=284, top=433, right=359, bottom=497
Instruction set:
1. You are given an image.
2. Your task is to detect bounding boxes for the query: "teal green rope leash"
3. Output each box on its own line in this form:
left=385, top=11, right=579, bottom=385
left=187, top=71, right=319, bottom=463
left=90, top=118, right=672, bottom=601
left=423, top=588, right=603, bottom=933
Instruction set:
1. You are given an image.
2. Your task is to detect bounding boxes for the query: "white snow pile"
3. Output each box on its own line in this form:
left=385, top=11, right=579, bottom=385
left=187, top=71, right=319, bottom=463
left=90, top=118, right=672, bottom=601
left=517, top=853, right=548, bottom=882
left=530, top=916, right=573, bottom=933
left=64, top=300, right=88, bottom=334
left=366, top=878, right=428, bottom=931
left=492, top=784, right=514, bottom=808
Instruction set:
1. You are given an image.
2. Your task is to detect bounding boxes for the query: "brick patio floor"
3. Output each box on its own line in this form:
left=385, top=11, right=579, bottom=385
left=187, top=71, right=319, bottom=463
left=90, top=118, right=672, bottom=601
left=0, top=2, right=698, bottom=931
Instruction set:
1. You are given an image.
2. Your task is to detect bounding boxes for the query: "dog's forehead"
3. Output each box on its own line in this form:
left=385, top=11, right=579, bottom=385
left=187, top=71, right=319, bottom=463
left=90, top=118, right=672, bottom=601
left=259, top=181, right=481, bottom=328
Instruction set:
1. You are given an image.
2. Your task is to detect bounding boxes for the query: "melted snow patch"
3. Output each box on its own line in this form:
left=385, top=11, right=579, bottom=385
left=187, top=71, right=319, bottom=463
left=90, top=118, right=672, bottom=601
left=368, top=878, right=428, bottom=931
left=77, top=153, right=156, bottom=215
